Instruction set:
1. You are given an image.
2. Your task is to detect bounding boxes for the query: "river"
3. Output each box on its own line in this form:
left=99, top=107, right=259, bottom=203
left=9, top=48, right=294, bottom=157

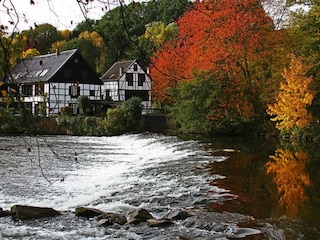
left=0, top=133, right=319, bottom=239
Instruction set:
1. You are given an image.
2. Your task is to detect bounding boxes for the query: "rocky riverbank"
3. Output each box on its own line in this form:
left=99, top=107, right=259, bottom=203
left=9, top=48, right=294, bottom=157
left=0, top=204, right=284, bottom=239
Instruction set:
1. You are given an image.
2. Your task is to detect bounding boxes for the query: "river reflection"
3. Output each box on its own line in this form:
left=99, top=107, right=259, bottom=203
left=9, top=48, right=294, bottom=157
left=266, top=148, right=310, bottom=218
left=181, top=134, right=320, bottom=239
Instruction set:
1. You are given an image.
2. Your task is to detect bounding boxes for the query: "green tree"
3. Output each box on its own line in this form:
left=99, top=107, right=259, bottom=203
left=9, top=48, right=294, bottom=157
left=288, top=3, right=320, bottom=117
left=170, top=75, right=219, bottom=133
left=61, top=38, right=100, bottom=73
left=22, top=24, right=63, bottom=54
left=289, top=3, right=320, bottom=77
left=170, top=73, right=251, bottom=134
left=71, top=19, right=97, bottom=38
left=95, top=0, right=191, bottom=68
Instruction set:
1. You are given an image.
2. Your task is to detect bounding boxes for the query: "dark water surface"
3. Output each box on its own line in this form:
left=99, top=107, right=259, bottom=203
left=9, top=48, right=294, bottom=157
left=183, top=134, right=320, bottom=240
left=0, top=133, right=319, bottom=239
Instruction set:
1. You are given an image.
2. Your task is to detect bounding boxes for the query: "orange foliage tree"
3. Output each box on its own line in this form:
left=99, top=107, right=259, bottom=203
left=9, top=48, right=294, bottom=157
left=150, top=0, right=274, bottom=121
left=267, top=54, right=315, bottom=134
left=266, top=148, right=310, bottom=218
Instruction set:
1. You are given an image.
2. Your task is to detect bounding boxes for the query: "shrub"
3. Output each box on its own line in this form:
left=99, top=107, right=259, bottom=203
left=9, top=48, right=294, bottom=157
left=78, top=96, right=91, bottom=115
left=104, top=97, right=142, bottom=135
left=105, top=107, right=127, bottom=135
left=60, top=106, right=73, bottom=116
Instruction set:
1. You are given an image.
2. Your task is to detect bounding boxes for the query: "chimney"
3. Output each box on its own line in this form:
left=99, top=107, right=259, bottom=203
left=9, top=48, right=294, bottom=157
left=55, top=49, right=60, bottom=56
left=119, top=67, right=123, bottom=76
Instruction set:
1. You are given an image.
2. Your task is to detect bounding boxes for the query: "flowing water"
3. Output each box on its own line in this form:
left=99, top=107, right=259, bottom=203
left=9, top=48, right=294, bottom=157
left=0, top=133, right=319, bottom=239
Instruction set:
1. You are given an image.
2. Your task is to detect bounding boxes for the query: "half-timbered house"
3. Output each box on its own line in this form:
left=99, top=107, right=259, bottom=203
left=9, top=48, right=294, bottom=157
left=4, top=49, right=103, bottom=116
left=101, top=60, right=152, bottom=114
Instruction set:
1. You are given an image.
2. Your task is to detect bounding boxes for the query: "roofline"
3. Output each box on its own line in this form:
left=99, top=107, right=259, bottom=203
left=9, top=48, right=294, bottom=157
left=47, top=49, right=78, bottom=81
left=101, top=59, right=137, bottom=81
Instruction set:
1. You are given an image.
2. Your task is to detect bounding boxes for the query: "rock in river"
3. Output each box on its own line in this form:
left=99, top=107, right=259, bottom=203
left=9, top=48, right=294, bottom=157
left=11, top=205, right=61, bottom=220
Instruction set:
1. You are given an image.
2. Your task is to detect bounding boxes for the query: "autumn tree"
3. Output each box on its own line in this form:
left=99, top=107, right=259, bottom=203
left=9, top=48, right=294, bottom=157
left=267, top=55, right=314, bottom=135
left=150, top=0, right=274, bottom=127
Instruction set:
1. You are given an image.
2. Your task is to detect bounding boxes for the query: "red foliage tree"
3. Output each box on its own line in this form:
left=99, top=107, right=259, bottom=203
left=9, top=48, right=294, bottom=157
left=150, top=0, right=274, bottom=120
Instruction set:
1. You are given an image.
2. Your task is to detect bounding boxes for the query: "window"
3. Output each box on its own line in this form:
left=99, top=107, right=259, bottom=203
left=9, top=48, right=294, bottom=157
left=133, top=64, right=138, bottom=71
left=138, top=74, right=145, bottom=86
left=69, top=85, right=80, bottom=98
left=126, top=73, right=133, bottom=86
left=22, top=85, right=33, bottom=96
left=90, top=90, right=95, bottom=96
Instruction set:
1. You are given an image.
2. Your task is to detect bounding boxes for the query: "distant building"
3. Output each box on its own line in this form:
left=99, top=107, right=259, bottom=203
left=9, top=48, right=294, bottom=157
left=101, top=60, right=152, bottom=114
left=3, top=49, right=103, bottom=115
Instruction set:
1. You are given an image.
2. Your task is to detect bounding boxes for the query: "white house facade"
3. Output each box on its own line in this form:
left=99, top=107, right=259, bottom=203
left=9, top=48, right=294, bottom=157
left=5, top=49, right=103, bottom=116
left=101, top=60, right=152, bottom=114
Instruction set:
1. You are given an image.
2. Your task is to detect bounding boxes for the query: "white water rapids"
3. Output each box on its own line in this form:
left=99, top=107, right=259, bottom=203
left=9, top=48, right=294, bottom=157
left=0, top=133, right=281, bottom=239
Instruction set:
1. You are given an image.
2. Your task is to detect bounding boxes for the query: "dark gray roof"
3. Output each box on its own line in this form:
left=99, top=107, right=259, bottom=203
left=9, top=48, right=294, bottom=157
left=101, top=60, right=136, bottom=82
left=7, top=49, right=78, bottom=84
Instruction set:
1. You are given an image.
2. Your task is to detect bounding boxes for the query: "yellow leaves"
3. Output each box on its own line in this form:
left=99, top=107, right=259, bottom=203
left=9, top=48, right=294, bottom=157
left=22, top=48, right=40, bottom=59
left=79, top=31, right=104, bottom=48
left=50, top=40, right=66, bottom=53
left=1, top=87, right=16, bottom=98
left=143, top=21, right=178, bottom=48
left=1, top=90, right=7, bottom=97
left=266, top=148, right=310, bottom=218
left=60, top=29, right=71, bottom=40
left=0, top=82, right=6, bottom=98
left=267, top=54, right=314, bottom=133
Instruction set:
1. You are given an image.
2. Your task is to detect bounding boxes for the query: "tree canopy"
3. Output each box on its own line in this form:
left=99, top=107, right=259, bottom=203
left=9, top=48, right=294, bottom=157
left=150, top=0, right=274, bottom=127
left=1, top=0, right=320, bottom=137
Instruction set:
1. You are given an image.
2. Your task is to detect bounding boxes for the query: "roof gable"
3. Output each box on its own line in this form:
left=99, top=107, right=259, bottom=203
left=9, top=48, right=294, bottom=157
left=101, top=60, right=136, bottom=81
left=6, top=49, right=101, bottom=85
